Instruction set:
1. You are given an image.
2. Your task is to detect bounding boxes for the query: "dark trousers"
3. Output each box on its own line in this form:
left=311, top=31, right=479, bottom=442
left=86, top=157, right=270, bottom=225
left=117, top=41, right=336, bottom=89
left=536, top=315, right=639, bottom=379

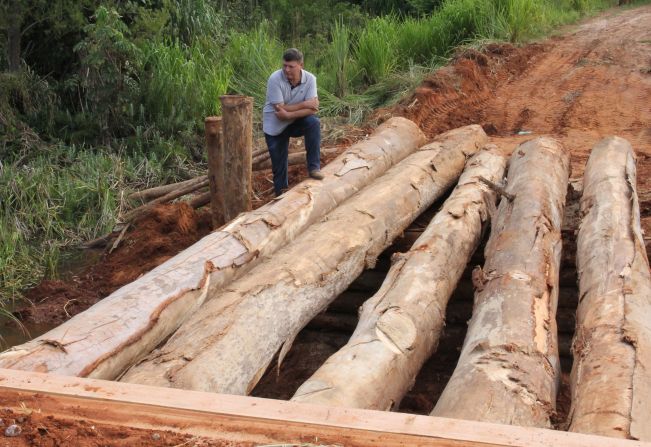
left=264, top=115, right=321, bottom=196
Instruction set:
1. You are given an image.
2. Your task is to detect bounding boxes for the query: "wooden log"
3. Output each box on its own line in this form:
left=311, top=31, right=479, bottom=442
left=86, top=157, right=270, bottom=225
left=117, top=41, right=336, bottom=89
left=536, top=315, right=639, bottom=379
left=1, top=369, right=639, bottom=447
left=0, top=117, right=427, bottom=380
left=188, top=190, right=211, bottom=209
left=432, top=137, right=570, bottom=428
left=205, top=116, right=224, bottom=228
left=568, top=137, right=651, bottom=441
left=253, top=147, right=341, bottom=170
left=120, top=130, right=483, bottom=393
left=127, top=176, right=208, bottom=203
left=252, top=146, right=267, bottom=158
left=121, top=177, right=210, bottom=222
left=291, top=148, right=507, bottom=410
left=220, top=95, right=253, bottom=221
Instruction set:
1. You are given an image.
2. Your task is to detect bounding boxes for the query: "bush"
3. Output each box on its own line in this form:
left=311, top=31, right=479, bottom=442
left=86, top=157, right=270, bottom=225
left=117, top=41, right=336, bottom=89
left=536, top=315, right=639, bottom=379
left=74, top=6, right=142, bottom=139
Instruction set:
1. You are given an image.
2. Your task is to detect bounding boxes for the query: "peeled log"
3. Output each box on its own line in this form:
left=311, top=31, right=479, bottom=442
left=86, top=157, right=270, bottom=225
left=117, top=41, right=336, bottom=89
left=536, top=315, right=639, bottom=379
left=432, top=137, right=570, bottom=428
left=569, top=137, right=651, bottom=441
left=120, top=127, right=486, bottom=393
left=291, top=148, right=507, bottom=410
left=0, top=117, right=428, bottom=380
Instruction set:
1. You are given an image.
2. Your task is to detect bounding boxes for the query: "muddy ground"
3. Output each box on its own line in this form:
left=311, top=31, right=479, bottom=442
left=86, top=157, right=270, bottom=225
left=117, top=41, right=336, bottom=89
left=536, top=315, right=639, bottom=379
left=2, top=4, right=651, bottom=446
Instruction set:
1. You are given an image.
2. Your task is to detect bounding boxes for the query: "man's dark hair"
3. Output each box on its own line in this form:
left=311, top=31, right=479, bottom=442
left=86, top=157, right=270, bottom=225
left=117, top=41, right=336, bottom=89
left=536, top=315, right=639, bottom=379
left=283, top=48, right=304, bottom=63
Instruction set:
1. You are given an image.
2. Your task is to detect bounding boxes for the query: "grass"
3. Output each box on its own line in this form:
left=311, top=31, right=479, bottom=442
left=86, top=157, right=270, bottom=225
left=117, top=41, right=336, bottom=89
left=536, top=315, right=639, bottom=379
left=0, top=143, right=188, bottom=303
left=1, top=0, right=641, bottom=315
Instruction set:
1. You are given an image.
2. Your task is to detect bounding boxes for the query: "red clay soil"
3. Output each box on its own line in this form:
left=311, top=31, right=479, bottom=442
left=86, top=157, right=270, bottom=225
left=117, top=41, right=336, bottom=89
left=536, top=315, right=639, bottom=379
left=0, top=407, right=233, bottom=447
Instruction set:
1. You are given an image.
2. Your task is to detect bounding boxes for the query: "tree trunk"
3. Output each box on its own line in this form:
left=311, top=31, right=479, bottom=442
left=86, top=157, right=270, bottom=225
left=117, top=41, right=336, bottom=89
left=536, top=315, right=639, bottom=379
left=291, top=148, right=507, bottom=410
left=431, top=137, right=570, bottom=428
left=120, top=126, right=486, bottom=393
left=568, top=137, right=651, bottom=441
left=121, top=178, right=209, bottom=222
left=0, top=117, right=427, bottom=380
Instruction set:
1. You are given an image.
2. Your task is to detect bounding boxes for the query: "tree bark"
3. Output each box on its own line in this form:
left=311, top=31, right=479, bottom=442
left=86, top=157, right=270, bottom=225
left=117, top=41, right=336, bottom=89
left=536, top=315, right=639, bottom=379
left=188, top=190, right=211, bottom=209
left=568, top=137, right=651, bottom=441
left=220, top=96, right=252, bottom=220
left=0, top=117, right=427, bottom=380
left=205, top=116, right=224, bottom=228
left=120, top=127, right=485, bottom=393
left=291, top=148, right=507, bottom=410
left=431, top=137, right=570, bottom=428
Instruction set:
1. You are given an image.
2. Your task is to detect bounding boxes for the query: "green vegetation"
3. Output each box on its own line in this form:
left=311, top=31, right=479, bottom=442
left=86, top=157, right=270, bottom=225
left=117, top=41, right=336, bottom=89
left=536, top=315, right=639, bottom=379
left=0, top=0, right=636, bottom=312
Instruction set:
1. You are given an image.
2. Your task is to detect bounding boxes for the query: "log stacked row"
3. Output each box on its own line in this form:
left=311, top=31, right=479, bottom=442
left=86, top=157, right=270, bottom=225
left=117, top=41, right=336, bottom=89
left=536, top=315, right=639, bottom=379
left=2, top=122, right=649, bottom=441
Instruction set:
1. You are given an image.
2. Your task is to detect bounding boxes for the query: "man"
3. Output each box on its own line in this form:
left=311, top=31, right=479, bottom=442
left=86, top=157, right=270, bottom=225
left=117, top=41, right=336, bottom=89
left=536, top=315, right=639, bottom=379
left=263, top=48, right=323, bottom=197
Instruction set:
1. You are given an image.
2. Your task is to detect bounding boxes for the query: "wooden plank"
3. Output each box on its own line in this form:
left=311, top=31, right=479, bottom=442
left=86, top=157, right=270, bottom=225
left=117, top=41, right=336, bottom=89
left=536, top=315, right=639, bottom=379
left=0, top=369, right=647, bottom=447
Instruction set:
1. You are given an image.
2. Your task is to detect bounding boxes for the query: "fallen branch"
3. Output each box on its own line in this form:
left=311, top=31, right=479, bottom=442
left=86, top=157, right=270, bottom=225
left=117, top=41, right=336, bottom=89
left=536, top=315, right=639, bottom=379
left=128, top=176, right=208, bottom=203
left=108, top=223, right=130, bottom=255
left=188, top=191, right=211, bottom=209
left=122, top=178, right=210, bottom=222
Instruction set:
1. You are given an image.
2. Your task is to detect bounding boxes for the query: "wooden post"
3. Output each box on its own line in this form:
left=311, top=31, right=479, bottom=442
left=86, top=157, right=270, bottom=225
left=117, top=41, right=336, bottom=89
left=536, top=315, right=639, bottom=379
left=205, top=116, right=224, bottom=229
left=220, top=95, right=253, bottom=221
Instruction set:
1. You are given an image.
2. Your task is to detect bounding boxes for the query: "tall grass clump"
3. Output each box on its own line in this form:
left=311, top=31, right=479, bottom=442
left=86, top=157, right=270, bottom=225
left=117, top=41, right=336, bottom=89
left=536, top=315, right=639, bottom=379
left=140, top=40, right=231, bottom=135
left=0, top=144, right=180, bottom=303
left=356, top=16, right=399, bottom=85
left=329, top=19, right=353, bottom=98
left=225, top=22, right=283, bottom=112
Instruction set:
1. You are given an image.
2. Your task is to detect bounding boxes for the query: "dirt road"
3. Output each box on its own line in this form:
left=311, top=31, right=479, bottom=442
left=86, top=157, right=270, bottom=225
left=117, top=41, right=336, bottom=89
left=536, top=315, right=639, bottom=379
left=407, top=4, right=651, bottom=185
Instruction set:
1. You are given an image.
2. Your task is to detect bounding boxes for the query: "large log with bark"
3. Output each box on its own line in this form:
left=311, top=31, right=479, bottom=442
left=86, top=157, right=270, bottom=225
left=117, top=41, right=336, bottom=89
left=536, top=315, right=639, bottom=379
left=0, top=117, right=431, bottom=380
left=568, top=137, right=651, bottom=441
left=120, top=128, right=486, bottom=393
left=291, top=148, right=507, bottom=410
left=431, top=137, right=570, bottom=428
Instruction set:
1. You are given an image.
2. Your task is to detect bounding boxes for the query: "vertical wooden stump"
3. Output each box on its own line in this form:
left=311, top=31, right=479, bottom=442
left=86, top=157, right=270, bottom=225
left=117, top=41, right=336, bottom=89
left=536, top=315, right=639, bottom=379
left=205, top=116, right=224, bottom=229
left=220, top=95, right=253, bottom=221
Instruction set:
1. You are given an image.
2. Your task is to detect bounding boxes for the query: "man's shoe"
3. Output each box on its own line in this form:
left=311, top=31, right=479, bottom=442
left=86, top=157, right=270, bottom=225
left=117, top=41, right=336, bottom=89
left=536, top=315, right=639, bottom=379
left=309, top=170, right=324, bottom=180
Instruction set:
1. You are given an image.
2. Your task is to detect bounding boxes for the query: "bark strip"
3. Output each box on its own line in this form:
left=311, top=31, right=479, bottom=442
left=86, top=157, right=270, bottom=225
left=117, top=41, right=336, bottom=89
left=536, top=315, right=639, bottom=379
left=569, top=137, right=651, bottom=441
left=0, top=117, right=428, bottom=380
left=120, top=129, right=485, bottom=393
left=432, top=137, right=570, bottom=428
left=291, top=148, right=507, bottom=410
